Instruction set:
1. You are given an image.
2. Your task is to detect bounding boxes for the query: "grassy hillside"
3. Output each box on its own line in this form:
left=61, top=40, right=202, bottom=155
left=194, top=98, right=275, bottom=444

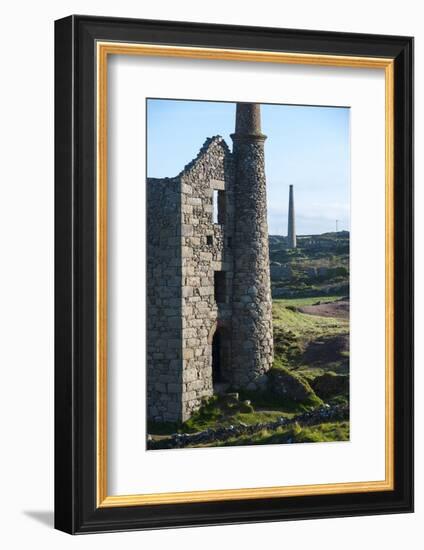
left=272, top=297, right=349, bottom=385
left=269, top=231, right=349, bottom=298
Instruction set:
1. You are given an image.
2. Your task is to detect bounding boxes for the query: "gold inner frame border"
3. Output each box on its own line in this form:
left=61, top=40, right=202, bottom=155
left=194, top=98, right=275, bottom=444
left=96, top=41, right=395, bottom=508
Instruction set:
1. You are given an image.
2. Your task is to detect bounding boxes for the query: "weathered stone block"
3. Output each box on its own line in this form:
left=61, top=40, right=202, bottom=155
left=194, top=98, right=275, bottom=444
left=187, top=197, right=202, bottom=206
left=181, top=224, right=193, bottom=237
left=181, top=183, right=192, bottom=195
left=183, top=348, right=194, bottom=360
left=200, top=252, right=213, bottom=262
left=198, top=286, right=213, bottom=296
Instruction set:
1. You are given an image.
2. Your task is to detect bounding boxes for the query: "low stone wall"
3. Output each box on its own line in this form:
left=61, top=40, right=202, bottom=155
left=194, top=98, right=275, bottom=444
left=147, top=404, right=349, bottom=449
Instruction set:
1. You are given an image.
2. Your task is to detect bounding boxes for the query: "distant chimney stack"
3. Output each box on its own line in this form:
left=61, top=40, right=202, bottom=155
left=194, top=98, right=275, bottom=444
left=287, top=185, right=296, bottom=249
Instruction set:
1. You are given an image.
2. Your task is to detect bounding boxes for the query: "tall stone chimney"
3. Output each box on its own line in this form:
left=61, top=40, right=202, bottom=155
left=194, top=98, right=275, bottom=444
left=230, top=103, right=274, bottom=389
left=287, top=184, right=296, bottom=248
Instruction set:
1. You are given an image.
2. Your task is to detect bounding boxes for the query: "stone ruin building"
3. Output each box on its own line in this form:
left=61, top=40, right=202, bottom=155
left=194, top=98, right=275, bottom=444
left=147, top=103, right=274, bottom=423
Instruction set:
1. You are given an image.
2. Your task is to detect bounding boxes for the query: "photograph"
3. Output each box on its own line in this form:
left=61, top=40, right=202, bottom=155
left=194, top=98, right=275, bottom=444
left=146, top=98, right=350, bottom=450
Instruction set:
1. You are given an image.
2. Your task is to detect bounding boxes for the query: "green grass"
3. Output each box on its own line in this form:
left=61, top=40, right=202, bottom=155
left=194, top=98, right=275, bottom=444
left=272, top=300, right=349, bottom=341
left=183, top=409, right=294, bottom=434
left=234, top=410, right=294, bottom=424
left=193, top=421, right=350, bottom=447
left=296, top=365, right=345, bottom=378
left=238, top=388, right=321, bottom=414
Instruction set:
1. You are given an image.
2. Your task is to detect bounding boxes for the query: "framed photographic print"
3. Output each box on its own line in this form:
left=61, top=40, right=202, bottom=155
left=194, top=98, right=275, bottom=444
left=54, top=15, right=414, bottom=533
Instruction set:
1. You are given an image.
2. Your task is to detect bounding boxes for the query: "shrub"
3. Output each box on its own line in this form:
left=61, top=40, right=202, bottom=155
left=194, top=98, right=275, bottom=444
left=268, top=359, right=322, bottom=407
left=311, top=372, right=349, bottom=399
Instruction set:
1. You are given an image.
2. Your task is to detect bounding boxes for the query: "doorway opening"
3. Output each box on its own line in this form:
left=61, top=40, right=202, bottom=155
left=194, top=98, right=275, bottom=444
left=211, top=326, right=230, bottom=390
left=212, top=330, right=222, bottom=384
left=214, top=271, right=226, bottom=304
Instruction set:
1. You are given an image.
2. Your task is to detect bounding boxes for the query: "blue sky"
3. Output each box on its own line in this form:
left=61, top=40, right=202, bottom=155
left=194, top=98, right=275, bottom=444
left=147, top=99, right=350, bottom=235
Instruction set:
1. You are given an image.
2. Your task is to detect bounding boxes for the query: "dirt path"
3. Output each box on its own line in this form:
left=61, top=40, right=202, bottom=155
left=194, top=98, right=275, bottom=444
left=298, top=300, right=349, bottom=320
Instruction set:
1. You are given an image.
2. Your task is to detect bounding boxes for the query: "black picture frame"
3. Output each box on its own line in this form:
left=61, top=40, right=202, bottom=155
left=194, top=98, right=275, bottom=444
left=55, top=15, right=414, bottom=534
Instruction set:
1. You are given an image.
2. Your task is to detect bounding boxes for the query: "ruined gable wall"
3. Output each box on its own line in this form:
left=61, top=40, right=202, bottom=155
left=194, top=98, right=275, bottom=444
left=179, top=137, right=234, bottom=421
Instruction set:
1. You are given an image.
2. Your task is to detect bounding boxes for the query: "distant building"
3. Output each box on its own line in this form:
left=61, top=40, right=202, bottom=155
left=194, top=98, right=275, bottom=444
left=147, top=103, right=274, bottom=423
